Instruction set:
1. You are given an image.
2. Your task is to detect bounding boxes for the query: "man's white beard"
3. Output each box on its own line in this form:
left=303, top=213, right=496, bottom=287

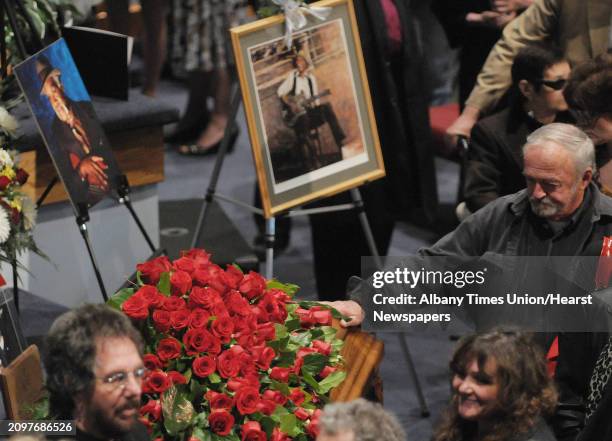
left=529, top=196, right=562, bottom=218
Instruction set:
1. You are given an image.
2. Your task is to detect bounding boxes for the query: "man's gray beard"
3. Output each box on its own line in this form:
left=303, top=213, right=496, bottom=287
left=529, top=196, right=561, bottom=218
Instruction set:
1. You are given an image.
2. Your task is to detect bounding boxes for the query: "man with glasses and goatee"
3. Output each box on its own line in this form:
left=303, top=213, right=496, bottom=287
left=44, top=304, right=148, bottom=441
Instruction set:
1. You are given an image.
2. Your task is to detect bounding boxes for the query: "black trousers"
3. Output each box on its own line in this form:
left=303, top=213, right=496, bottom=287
left=294, top=103, right=346, bottom=147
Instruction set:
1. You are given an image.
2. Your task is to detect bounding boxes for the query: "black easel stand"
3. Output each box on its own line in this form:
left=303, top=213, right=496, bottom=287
left=76, top=203, right=108, bottom=301
left=190, top=81, right=429, bottom=416
left=116, top=175, right=157, bottom=254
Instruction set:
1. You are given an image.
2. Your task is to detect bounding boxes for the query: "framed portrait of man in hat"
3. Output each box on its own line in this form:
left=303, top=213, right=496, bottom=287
left=14, top=38, right=121, bottom=211
left=231, top=0, right=384, bottom=217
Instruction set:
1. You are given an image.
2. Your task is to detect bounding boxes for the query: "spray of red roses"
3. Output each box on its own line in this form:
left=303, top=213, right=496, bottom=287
left=109, top=248, right=346, bottom=441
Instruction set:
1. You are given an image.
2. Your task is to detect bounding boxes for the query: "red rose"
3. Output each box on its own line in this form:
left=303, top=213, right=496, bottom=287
left=167, top=370, right=187, bottom=385
left=137, top=256, right=172, bottom=284
left=235, top=386, right=260, bottom=415
left=170, top=270, right=192, bottom=296
left=241, top=421, right=266, bottom=441
left=183, top=328, right=221, bottom=355
left=192, top=264, right=225, bottom=290
left=157, top=337, right=182, bottom=361
left=189, top=308, right=210, bottom=328
left=135, top=285, right=164, bottom=308
left=292, top=357, right=304, bottom=375
left=257, top=292, right=287, bottom=324
left=162, top=296, right=186, bottom=311
left=256, top=322, right=276, bottom=341
left=211, top=316, right=234, bottom=343
left=311, top=306, right=333, bottom=325
left=252, top=345, right=276, bottom=370
left=189, top=286, right=222, bottom=309
left=0, top=175, right=11, bottom=190
left=296, top=308, right=317, bottom=328
left=294, top=407, right=310, bottom=421
left=173, top=256, right=195, bottom=274
left=256, top=399, right=277, bottom=416
left=238, top=271, right=266, bottom=299
left=271, top=427, right=291, bottom=441
left=122, top=294, right=149, bottom=320
left=15, top=168, right=28, bottom=185
left=297, top=347, right=317, bottom=359
left=262, top=390, right=287, bottom=406
left=181, top=248, right=211, bottom=269
left=227, top=375, right=260, bottom=392
left=140, top=399, right=162, bottom=421
left=143, top=354, right=163, bottom=371
left=152, top=309, right=172, bottom=333
left=289, top=388, right=305, bottom=406
left=312, top=340, right=332, bottom=356
left=209, top=410, right=234, bottom=436
left=306, top=421, right=320, bottom=438
left=170, top=309, right=191, bottom=330
left=319, top=366, right=338, bottom=378
left=226, top=290, right=253, bottom=316
left=206, top=390, right=235, bottom=411
left=192, top=355, right=217, bottom=378
left=239, top=353, right=257, bottom=377
left=217, top=349, right=241, bottom=379
left=234, top=314, right=257, bottom=337
left=270, top=367, right=291, bottom=383
left=222, top=265, right=244, bottom=290
left=143, top=370, right=172, bottom=394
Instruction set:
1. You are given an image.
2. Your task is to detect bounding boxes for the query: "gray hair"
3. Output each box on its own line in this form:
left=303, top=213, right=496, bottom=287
left=320, top=399, right=406, bottom=441
left=523, top=123, right=595, bottom=175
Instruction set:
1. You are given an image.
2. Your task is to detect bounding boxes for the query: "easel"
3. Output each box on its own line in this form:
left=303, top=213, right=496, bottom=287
left=34, top=174, right=158, bottom=304
left=191, top=82, right=430, bottom=417
left=0, top=0, right=158, bottom=307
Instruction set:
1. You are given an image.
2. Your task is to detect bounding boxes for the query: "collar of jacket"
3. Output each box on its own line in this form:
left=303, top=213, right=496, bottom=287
left=507, top=183, right=612, bottom=222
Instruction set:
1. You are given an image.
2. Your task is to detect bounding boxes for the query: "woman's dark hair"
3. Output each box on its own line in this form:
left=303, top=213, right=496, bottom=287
left=43, top=304, right=143, bottom=419
left=509, top=44, right=566, bottom=107
left=564, top=52, right=612, bottom=128
left=432, top=330, right=558, bottom=441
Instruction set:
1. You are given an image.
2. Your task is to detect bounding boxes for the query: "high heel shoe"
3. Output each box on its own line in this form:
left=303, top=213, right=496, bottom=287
left=178, top=128, right=239, bottom=156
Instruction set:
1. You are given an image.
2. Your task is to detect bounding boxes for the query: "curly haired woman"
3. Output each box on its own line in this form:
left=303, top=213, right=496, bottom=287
left=433, top=330, right=557, bottom=441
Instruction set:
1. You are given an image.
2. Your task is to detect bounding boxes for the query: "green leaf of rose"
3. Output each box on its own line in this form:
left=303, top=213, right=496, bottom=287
left=208, top=372, right=222, bottom=384
left=284, top=318, right=302, bottom=332
left=274, top=323, right=288, bottom=340
left=157, top=272, right=171, bottom=296
left=301, top=353, right=328, bottom=377
left=136, top=271, right=144, bottom=286
left=266, top=280, right=299, bottom=297
left=301, top=373, right=321, bottom=394
left=280, top=414, right=301, bottom=437
left=107, top=287, right=134, bottom=310
left=317, top=371, right=347, bottom=394
left=162, top=386, right=195, bottom=436
left=192, top=426, right=210, bottom=441
left=270, top=380, right=290, bottom=396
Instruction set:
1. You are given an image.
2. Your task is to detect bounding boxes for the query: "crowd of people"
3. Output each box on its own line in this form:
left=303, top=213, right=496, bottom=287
left=6, top=0, right=612, bottom=440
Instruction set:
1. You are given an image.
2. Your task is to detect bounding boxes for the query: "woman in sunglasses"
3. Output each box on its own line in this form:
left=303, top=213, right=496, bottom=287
left=432, top=330, right=557, bottom=441
left=457, top=44, right=573, bottom=220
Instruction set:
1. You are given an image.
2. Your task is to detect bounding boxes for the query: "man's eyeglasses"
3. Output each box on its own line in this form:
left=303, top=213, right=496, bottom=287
left=97, top=367, right=147, bottom=389
left=535, top=78, right=567, bottom=91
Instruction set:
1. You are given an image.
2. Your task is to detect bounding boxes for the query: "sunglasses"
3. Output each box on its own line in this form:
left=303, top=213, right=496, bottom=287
left=535, top=78, right=567, bottom=91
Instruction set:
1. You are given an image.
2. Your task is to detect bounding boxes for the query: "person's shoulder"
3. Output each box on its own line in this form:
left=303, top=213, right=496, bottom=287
left=594, top=187, right=612, bottom=218
left=464, top=190, right=527, bottom=225
left=519, top=417, right=556, bottom=441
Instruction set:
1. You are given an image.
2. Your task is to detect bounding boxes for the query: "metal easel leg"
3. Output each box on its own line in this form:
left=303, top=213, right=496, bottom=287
left=264, top=217, right=275, bottom=279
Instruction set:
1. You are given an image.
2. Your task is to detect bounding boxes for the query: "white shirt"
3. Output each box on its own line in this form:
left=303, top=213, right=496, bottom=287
left=277, top=70, right=319, bottom=99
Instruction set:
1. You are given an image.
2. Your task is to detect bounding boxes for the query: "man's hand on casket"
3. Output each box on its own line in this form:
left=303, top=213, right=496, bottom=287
left=320, top=300, right=364, bottom=327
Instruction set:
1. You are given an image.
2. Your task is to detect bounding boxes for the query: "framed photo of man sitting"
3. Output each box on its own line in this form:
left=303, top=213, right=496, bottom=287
left=231, top=0, right=384, bottom=217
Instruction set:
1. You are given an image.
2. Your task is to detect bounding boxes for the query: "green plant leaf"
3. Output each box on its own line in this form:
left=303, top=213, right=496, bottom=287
left=301, top=373, right=320, bottom=394
left=192, top=426, right=210, bottom=441
left=280, top=414, right=300, bottom=437
left=284, top=318, right=301, bottom=332
left=317, top=371, right=347, bottom=394
left=270, top=380, right=290, bottom=396
left=107, top=287, right=134, bottom=310
left=266, top=280, right=299, bottom=297
left=301, top=353, right=328, bottom=377
left=208, top=372, right=222, bottom=384
left=274, top=323, right=288, bottom=339
left=157, top=272, right=171, bottom=296
left=136, top=270, right=144, bottom=286
left=232, top=263, right=243, bottom=273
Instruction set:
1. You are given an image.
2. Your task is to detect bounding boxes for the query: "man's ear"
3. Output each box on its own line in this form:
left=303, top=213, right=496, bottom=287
left=518, top=79, right=534, bottom=101
left=581, top=168, right=593, bottom=188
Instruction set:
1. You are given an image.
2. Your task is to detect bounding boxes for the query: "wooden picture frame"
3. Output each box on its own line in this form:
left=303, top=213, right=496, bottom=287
left=231, top=0, right=384, bottom=217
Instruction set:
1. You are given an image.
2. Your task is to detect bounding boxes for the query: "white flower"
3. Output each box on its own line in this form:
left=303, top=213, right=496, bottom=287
left=0, top=150, right=13, bottom=169
left=0, top=107, right=18, bottom=138
left=0, top=207, right=11, bottom=244
left=21, top=196, right=36, bottom=231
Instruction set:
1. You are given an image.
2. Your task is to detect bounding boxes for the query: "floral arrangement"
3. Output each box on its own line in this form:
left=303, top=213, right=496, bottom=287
left=0, top=148, right=41, bottom=265
left=109, top=249, right=347, bottom=441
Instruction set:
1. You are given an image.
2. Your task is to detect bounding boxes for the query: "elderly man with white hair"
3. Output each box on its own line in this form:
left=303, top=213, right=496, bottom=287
left=328, top=123, right=612, bottom=440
